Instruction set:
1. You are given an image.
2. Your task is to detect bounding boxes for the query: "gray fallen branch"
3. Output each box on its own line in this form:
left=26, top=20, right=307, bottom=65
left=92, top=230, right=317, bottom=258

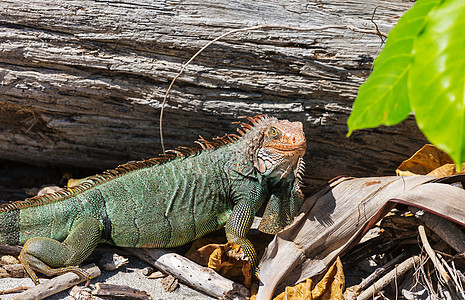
left=10, top=263, right=101, bottom=300
left=357, top=255, right=421, bottom=300
left=344, top=252, right=409, bottom=298
left=0, top=245, right=22, bottom=256
left=411, top=207, right=465, bottom=255
left=126, top=248, right=250, bottom=300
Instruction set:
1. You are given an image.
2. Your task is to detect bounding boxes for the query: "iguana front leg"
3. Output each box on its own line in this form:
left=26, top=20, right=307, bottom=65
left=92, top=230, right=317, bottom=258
left=225, top=185, right=267, bottom=274
left=19, top=216, right=103, bottom=285
left=258, top=179, right=305, bottom=234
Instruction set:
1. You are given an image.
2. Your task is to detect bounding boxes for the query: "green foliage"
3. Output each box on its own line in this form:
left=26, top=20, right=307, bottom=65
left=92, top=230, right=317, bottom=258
left=347, top=0, right=465, bottom=167
left=408, top=0, right=465, bottom=167
left=347, top=0, right=439, bottom=133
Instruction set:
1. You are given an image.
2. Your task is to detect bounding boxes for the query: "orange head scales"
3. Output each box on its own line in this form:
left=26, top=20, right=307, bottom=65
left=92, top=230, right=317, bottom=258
left=253, top=118, right=306, bottom=180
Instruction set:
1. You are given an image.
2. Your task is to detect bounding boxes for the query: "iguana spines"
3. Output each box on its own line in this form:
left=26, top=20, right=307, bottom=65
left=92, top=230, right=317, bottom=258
left=0, top=115, right=268, bottom=215
left=0, top=114, right=307, bottom=284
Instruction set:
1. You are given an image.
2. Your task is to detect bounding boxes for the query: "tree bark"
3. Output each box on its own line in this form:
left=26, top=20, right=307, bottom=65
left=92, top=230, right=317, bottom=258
left=0, top=0, right=424, bottom=192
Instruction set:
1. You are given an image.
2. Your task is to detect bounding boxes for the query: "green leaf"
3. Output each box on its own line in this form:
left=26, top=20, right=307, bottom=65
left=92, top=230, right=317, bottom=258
left=347, top=0, right=440, bottom=136
left=408, top=0, right=465, bottom=167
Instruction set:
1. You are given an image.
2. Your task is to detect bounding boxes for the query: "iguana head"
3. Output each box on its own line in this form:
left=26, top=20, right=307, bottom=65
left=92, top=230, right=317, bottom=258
left=254, top=119, right=306, bottom=180
left=235, top=115, right=307, bottom=234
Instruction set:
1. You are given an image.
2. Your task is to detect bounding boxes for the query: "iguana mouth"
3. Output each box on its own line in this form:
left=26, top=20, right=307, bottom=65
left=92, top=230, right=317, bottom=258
left=271, top=144, right=306, bottom=152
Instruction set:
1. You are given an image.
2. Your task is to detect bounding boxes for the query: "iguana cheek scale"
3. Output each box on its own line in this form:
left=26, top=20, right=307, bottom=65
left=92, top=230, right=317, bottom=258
left=0, top=115, right=306, bottom=284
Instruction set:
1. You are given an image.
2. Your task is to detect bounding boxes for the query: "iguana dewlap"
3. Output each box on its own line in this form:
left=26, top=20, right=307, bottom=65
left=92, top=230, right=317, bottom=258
left=0, top=115, right=306, bottom=284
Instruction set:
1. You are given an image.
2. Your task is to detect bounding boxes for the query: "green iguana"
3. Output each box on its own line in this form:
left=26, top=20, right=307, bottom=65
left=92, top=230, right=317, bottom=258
left=0, top=115, right=306, bottom=284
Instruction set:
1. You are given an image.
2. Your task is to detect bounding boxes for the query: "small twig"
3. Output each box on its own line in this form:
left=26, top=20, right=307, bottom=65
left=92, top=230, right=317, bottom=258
left=10, top=264, right=101, bottom=300
left=451, top=261, right=464, bottom=292
left=370, top=6, right=386, bottom=43
left=418, top=255, right=438, bottom=298
left=355, top=252, right=409, bottom=294
left=141, top=266, right=154, bottom=276
left=438, top=254, right=465, bottom=299
left=0, top=286, right=30, bottom=295
left=419, top=225, right=451, bottom=283
left=457, top=269, right=465, bottom=288
left=418, top=225, right=460, bottom=300
left=158, top=23, right=388, bottom=152
left=357, top=255, right=421, bottom=300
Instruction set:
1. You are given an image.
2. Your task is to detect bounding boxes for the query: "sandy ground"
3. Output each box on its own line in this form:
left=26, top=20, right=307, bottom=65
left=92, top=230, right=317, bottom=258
left=0, top=257, right=214, bottom=300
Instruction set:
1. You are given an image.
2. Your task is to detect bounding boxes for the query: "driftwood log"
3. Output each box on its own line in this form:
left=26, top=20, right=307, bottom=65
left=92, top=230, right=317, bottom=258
left=127, top=248, right=250, bottom=300
left=0, top=0, right=424, bottom=191
left=11, top=264, right=101, bottom=300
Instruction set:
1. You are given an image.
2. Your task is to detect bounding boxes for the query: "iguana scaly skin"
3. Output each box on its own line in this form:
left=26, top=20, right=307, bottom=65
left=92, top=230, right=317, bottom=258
left=0, top=115, right=306, bottom=284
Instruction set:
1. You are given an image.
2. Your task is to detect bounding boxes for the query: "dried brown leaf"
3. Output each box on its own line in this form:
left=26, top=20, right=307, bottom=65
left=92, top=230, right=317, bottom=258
left=270, top=257, right=344, bottom=300
left=396, top=144, right=453, bottom=176
left=186, top=241, right=252, bottom=287
left=427, top=163, right=465, bottom=177
left=311, top=257, right=344, bottom=300
left=186, top=239, right=219, bottom=266
left=272, top=279, right=313, bottom=300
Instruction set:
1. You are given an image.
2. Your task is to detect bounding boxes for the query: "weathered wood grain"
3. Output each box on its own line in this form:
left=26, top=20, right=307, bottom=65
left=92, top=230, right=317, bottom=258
left=10, top=264, right=100, bottom=300
left=128, top=248, right=250, bottom=300
left=0, top=0, right=424, bottom=192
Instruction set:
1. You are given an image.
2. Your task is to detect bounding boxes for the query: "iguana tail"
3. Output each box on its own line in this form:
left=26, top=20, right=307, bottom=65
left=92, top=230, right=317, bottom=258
left=0, top=193, right=83, bottom=246
left=0, top=208, right=20, bottom=245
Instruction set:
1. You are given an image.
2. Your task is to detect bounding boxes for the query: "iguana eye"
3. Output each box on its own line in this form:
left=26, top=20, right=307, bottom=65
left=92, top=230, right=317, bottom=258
left=269, top=127, right=281, bottom=139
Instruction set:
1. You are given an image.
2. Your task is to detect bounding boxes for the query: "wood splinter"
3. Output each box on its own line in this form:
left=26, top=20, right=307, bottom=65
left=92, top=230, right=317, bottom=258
left=92, top=283, right=152, bottom=300
left=2, top=263, right=27, bottom=278
left=161, top=274, right=179, bottom=292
